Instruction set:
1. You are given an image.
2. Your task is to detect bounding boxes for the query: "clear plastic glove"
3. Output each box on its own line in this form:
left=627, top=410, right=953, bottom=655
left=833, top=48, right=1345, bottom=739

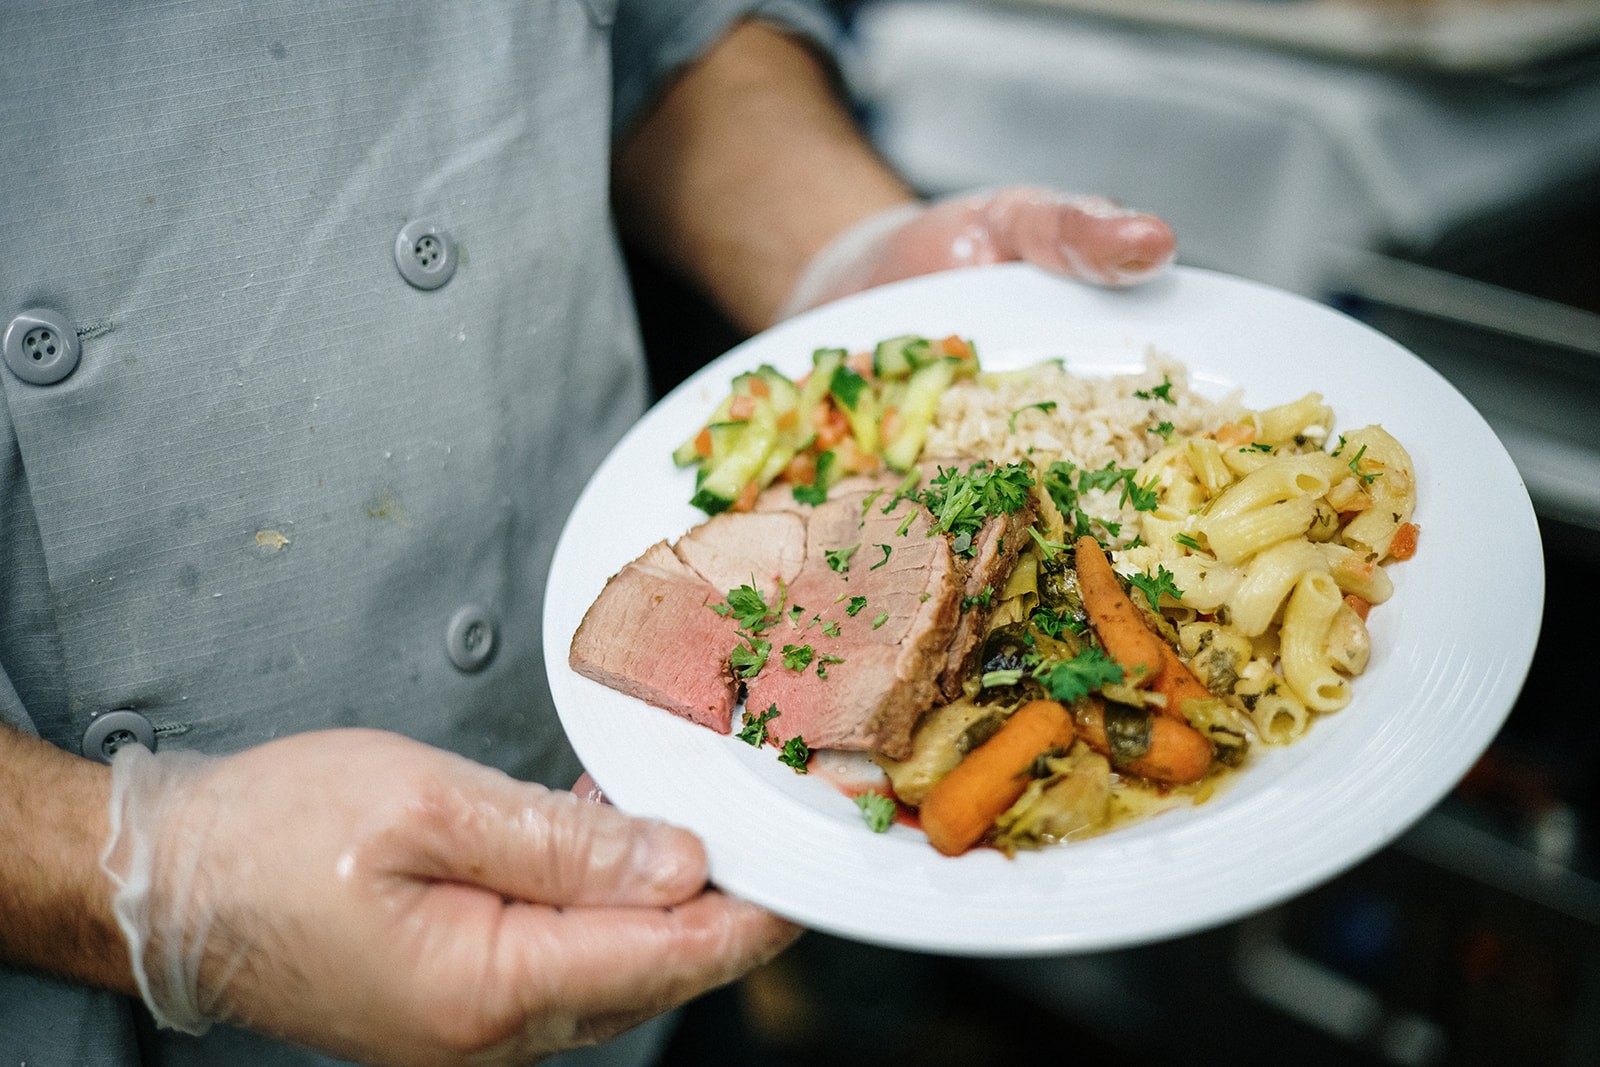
left=780, top=186, right=1177, bottom=319
left=99, top=729, right=797, bottom=1065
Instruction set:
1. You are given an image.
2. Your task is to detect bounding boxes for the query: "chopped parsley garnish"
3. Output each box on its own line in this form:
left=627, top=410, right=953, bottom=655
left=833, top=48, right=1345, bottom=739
left=1174, top=532, right=1204, bottom=551
left=1030, top=646, right=1124, bottom=703
left=730, top=636, right=770, bottom=678
left=871, top=610, right=889, bottom=630
left=881, top=468, right=925, bottom=515
left=1242, top=442, right=1274, bottom=453
left=1026, top=525, right=1068, bottom=560
left=781, top=644, right=816, bottom=671
left=779, top=735, right=811, bottom=772
left=854, top=791, right=897, bottom=833
left=960, top=586, right=994, bottom=612
left=860, top=487, right=885, bottom=515
left=1347, top=443, right=1381, bottom=484
left=1077, top=462, right=1131, bottom=494
left=1042, top=461, right=1110, bottom=541
left=1134, top=374, right=1176, bottom=404
left=820, top=620, right=841, bottom=637
left=843, top=595, right=868, bottom=616
left=1127, top=565, right=1183, bottom=611
left=1148, top=420, right=1175, bottom=440
left=912, top=461, right=1034, bottom=556
left=825, top=544, right=859, bottom=573
left=1008, top=400, right=1058, bottom=433
left=736, top=704, right=779, bottom=746
left=1030, top=605, right=1080, bottom=638
left=981, top=668, right=1025, bottom=688
left=786, top=604, right=807, bottom=626
left=1119, top=476, right=1160, bottom=512
left=715, top=583, right=778, bottom=632
left=869, top=543, right=893, bottom=570
left=816, top=652, right=844, bottom=678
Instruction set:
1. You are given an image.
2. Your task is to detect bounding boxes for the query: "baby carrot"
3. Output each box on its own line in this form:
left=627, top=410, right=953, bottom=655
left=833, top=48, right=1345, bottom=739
left=1075, top=697, right=1212, bottom=785
left=919, top=700, right=1076, bottom=857
left=1073, top=536, right=1163, bottom=684
left=1149, top=640, right=1213, bottom=723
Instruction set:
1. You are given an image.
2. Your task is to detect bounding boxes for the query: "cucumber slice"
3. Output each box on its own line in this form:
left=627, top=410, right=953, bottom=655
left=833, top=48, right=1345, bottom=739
left=873, top=334, right=932, bottom=380
left=690, top=402, right=778, bottom=514
left=829, top=364, right=880, bottom=454
left=882, top=358, right=957, bottom=472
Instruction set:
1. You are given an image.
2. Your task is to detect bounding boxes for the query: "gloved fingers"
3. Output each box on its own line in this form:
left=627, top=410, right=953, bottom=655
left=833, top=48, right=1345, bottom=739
left=980, top=187, right=1176, bottom=287
left=779, top=186, right=1177, bottom=320
left=570, top=770, right=608, bottom=804
left=487, top=890, right=801, bottom=1054
left=376, top=753, right=709, bottom=911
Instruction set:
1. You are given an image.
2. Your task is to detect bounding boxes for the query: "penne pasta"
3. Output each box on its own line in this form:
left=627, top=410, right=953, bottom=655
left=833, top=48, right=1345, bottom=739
left=1202, top=495, right=1317, bottom=564
left=1247, top=392, right=1334, bottom=447
left=1338, top=425, right=1417, bottom=560
left=1280, top=571, right=1352, bottom=713
left=1224, top=540, right=1327, bottom=636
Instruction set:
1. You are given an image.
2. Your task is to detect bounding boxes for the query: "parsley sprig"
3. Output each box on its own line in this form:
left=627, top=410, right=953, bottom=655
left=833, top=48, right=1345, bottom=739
left=912, top=461, right=1034, bottom=557
left=1029, top=646, right=1124, bottom=703
left=713, top=582, right=781, bottom=679
left=1127, top=565, right=1183, bottom=611
left=736, top=705, right=779, bottom=746
left=779, top=736, right=811, bottom=772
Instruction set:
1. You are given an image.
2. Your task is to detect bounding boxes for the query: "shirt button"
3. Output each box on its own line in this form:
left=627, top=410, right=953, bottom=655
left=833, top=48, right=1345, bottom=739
left=81, top=709, right=157, bottom=763
left=3, top=308, right=81, bottom=385
left=446, top=605, right=497, bottom=672
left=394, top=220, right=458, bottom=291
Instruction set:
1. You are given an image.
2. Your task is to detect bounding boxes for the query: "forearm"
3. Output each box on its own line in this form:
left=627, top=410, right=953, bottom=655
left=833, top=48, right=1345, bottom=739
left=612, top=19, right=916, bottom=333
left=0, top=725, right=136, bottom=996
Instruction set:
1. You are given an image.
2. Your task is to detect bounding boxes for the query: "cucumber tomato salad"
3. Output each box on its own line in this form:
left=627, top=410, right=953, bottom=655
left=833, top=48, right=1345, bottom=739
left=674, top=334, right=978, bottom=514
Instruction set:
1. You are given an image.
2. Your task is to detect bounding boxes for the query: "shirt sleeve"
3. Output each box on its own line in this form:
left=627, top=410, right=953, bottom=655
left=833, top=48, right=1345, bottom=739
left=611, top=0, right=841, bottom=140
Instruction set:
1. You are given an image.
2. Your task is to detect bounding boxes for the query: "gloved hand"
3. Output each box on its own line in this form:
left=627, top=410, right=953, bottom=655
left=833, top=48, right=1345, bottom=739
left=100, top=729, right=797, bottom=1065
left=780, top=186, right=1177, bottom=318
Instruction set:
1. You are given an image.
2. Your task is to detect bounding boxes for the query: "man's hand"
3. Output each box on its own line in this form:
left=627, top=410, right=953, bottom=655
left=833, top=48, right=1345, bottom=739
left=100, top=730, right=797, bottom=1065
left=780, top=187, right=1178, bottom=318
left=614, top=21, right=1175, bottom=334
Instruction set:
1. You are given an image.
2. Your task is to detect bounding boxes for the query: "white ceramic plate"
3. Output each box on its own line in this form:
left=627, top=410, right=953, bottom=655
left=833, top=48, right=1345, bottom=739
left=544, top=263, right=1542, bottom=957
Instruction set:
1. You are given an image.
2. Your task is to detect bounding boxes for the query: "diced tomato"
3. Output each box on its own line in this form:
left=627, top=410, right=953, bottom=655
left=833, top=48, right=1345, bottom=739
left=834, top=436, right=880, bottom=474
left=847, top=351, right=875, bottom=379
left=1336, top=553, right=1377, bottom=583
left=1390, top=522, right=1420, bottom=561
left=1343, top=594, right=1372, bottom=621
left=1214, top=422, right=1256, bottom=447
left=732, top=479, right=761, bottom=512
left=728, top=395, right=756, bottom=421
left=781, top=451, right=817, bottom=485
left=813, top=400, right=850, bottom=449
left=747, top=376, right=771, bottom=399
left=694, top=426, right=713, bottom=458
left=940, top=335, right=973, bottom=360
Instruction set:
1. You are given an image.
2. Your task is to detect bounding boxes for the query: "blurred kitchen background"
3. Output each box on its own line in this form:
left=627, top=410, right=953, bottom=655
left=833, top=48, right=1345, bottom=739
left=628, top=2, right=1600, bottom=1063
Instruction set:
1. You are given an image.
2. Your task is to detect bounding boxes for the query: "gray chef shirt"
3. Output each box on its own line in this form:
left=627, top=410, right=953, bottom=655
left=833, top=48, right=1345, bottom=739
left=0, top=1, right=833, bottom=1064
